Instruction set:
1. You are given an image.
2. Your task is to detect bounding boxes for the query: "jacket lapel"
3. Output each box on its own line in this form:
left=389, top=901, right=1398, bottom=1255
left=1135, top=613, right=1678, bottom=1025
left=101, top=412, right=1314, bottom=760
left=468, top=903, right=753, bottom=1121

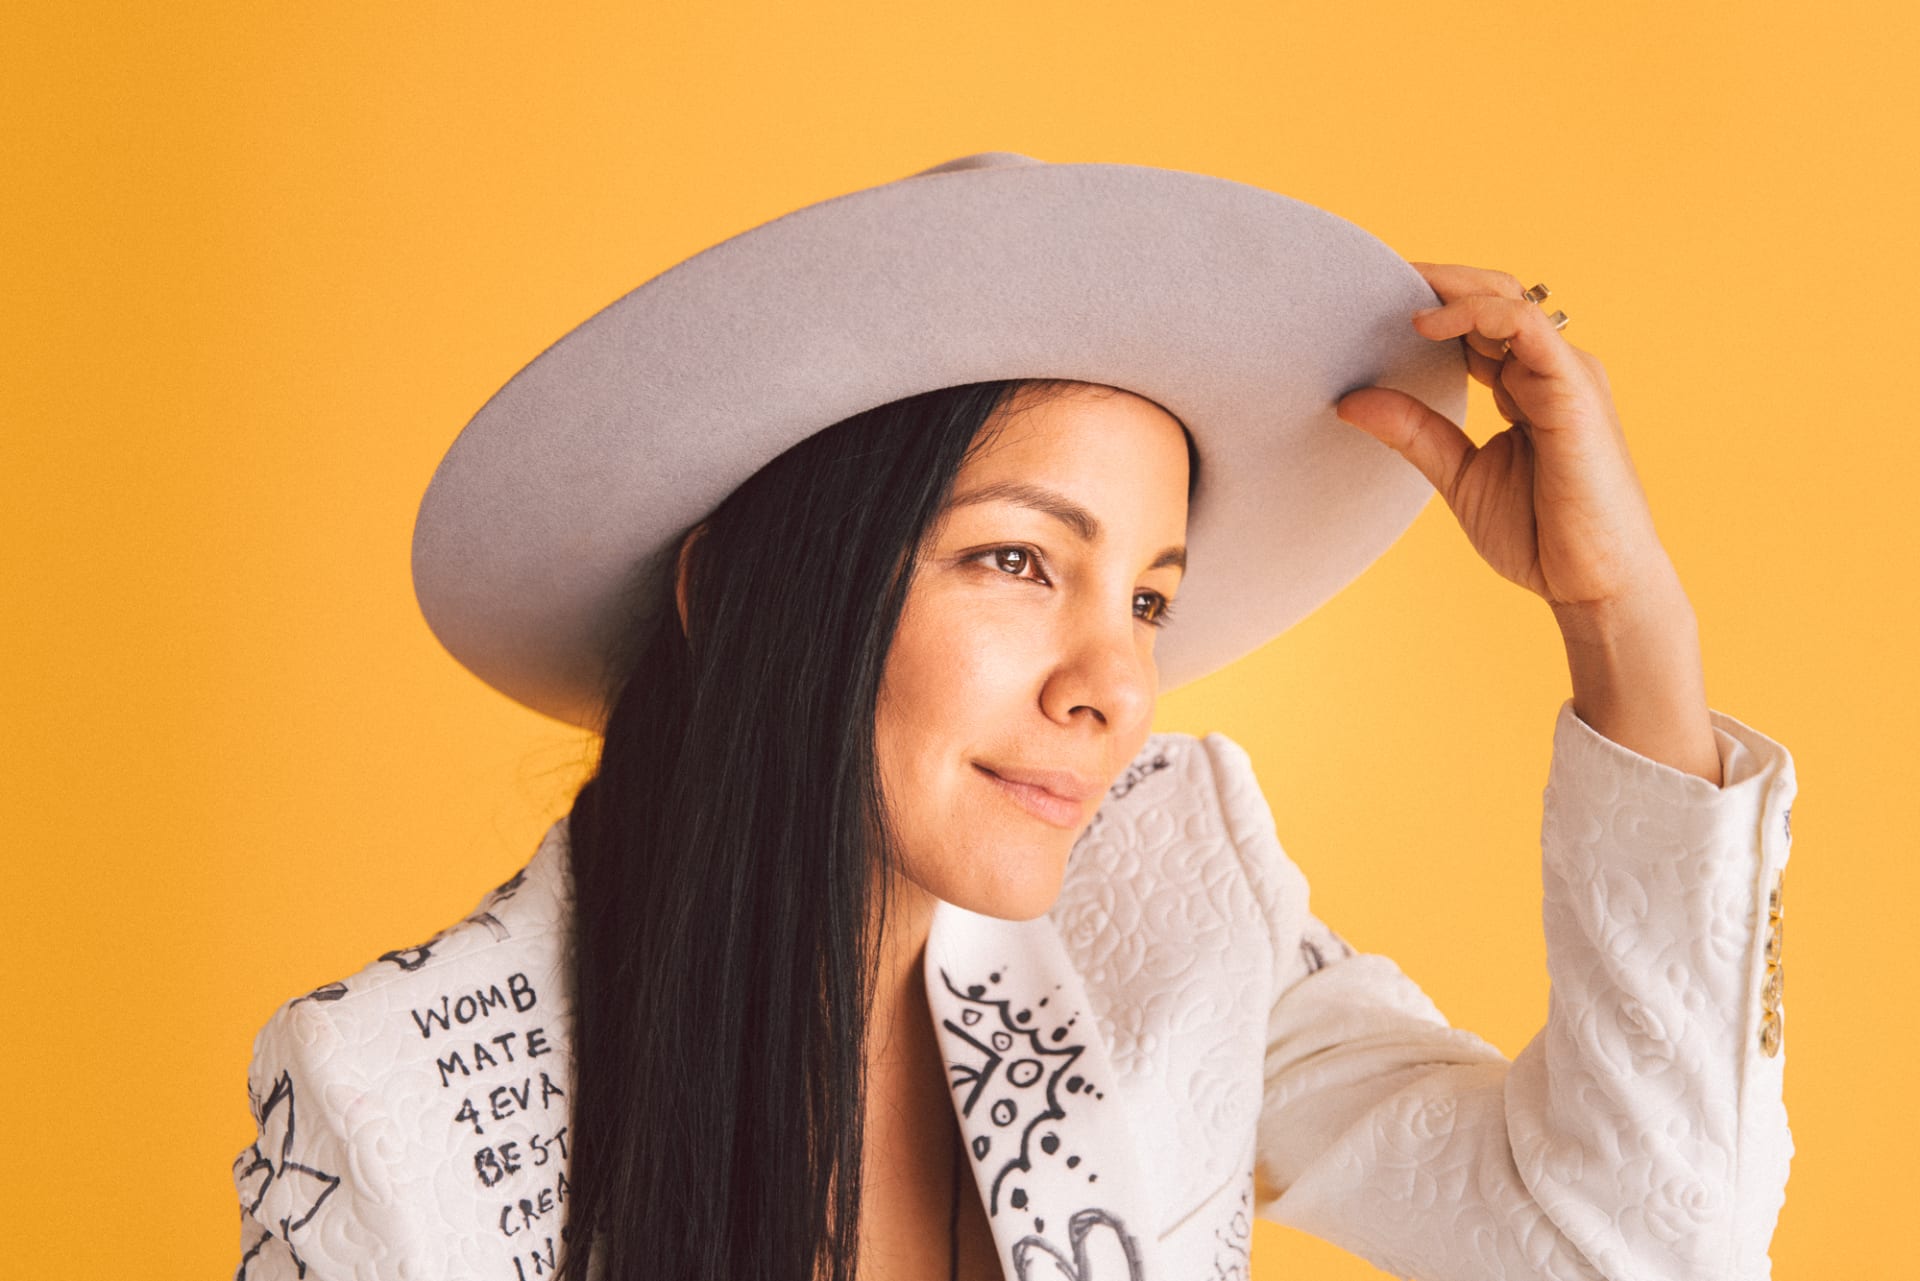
left=925, top=898, right=1159, bottom=1281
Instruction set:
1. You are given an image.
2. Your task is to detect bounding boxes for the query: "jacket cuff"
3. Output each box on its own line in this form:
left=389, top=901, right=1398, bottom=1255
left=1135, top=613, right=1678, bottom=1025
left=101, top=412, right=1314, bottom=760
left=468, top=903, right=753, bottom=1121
left=1551, top=695, right=1784, bottom=795
left=1509, top=698, right=1798, bottom=1279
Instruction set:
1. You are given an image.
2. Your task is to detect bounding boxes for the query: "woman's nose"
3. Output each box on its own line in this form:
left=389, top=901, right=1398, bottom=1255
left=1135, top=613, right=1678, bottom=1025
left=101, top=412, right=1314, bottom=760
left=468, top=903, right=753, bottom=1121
left=1039, top=613, right=1155, bottom=732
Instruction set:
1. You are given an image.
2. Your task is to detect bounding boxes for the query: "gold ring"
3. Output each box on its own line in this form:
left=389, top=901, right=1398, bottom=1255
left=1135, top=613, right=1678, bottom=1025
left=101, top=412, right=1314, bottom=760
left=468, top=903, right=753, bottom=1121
left=1498, top=287, right=1570, bottom=357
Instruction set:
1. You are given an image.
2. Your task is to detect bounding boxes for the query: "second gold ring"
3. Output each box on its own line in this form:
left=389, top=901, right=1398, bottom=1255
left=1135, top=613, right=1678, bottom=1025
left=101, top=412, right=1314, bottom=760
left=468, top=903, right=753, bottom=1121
left=1499, top=282, right=1570, bottom=356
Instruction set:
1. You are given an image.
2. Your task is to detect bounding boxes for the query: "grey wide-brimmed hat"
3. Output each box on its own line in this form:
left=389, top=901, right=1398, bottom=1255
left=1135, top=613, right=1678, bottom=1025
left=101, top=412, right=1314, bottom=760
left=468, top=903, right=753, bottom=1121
left=412, top=151, right=1466, bottom=729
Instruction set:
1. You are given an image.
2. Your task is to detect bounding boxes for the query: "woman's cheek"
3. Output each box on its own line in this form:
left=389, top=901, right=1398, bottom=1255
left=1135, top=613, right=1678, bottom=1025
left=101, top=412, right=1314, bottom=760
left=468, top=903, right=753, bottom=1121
left=949, top=593, right=1051, bottom=693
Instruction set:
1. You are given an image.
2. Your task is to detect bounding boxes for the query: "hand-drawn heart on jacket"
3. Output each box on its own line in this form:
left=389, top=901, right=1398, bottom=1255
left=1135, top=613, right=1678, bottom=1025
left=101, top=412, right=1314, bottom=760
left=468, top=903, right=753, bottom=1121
left=1011, top=1209, right=1144, bottom=1281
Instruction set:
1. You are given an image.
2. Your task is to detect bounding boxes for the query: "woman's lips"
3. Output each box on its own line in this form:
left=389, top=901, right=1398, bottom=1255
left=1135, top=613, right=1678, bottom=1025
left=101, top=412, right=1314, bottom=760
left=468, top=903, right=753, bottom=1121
left=973, top=763, right=1096, bottom=829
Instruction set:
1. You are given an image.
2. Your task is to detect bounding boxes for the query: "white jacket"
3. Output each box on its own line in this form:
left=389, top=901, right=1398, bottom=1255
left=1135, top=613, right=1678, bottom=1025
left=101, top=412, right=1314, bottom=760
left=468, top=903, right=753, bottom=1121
left=232, top=699, right=1798, bottom=1280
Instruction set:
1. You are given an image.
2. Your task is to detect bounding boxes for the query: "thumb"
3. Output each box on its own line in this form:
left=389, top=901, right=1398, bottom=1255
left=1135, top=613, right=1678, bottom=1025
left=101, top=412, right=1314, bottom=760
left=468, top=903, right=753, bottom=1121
left=1335, top=385, right=1475, bottom=502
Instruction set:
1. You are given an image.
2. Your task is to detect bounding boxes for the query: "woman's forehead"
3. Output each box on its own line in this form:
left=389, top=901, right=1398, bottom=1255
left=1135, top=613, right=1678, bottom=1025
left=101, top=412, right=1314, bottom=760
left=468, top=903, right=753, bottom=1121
left=945, top=386, right=1191, bottom=546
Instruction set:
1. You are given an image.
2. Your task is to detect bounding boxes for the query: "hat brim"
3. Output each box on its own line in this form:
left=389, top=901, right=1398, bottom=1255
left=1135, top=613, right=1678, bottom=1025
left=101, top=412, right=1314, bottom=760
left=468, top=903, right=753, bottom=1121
left=411, top=156, right=1464, bottom=729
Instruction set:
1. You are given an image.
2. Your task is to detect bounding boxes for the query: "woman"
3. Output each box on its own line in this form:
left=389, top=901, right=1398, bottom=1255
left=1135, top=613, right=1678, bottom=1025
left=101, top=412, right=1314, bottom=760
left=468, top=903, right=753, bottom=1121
left=232, top=154, right=1797, bottom=1281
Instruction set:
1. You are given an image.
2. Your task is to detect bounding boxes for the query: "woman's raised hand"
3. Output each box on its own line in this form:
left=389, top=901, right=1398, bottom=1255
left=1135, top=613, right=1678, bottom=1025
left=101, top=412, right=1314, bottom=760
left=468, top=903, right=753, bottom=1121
left=1334, top=261, right=1675, bottom=614
left=1337, top=261, right=1723, bottom=783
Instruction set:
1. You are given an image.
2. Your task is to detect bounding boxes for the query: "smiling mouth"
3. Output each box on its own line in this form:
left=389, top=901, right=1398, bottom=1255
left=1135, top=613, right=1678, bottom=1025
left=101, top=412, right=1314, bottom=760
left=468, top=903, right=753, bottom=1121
left=973, top=764, right=1086, bottom=830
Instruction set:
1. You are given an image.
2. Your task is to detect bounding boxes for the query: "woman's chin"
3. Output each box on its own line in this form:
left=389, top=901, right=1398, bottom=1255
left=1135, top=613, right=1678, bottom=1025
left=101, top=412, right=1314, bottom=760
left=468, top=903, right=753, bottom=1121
left=943, top=854, right=1074, bottom=922
left=897, top=822, right=1084, bottom=922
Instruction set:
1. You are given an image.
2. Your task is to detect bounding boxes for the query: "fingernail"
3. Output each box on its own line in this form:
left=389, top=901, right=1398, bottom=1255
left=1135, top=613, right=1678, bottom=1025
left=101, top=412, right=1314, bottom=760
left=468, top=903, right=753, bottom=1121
left=1412, top=306, right=1440, bottom=318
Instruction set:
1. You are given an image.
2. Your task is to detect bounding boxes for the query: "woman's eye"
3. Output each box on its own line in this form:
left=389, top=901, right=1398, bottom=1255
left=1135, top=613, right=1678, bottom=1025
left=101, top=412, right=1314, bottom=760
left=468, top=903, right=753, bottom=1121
left=987, top=546, right=1041, bottom=579
left=1135, top=591, right=1177, bottom=629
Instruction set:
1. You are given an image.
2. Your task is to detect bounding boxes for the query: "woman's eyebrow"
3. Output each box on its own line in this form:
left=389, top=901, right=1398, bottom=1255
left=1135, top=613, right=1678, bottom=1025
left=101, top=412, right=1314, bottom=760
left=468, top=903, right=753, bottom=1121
left=947, top=480, right=1186, bottom=571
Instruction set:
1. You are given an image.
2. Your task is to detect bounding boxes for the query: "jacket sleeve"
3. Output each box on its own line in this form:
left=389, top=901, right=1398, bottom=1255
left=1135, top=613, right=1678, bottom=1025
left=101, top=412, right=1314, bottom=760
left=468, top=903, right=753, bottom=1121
left=231, top=995, right=396, bottom=1281
left=228, top=842, right=579, bottom=1281
left=1214, top=698, right=1797, bottom=1281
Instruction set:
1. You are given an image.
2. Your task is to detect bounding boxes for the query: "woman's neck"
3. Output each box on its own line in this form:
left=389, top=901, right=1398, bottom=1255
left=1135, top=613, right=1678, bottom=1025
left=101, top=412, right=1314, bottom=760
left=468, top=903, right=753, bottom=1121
left=866, top=875, right=940, bottom=1080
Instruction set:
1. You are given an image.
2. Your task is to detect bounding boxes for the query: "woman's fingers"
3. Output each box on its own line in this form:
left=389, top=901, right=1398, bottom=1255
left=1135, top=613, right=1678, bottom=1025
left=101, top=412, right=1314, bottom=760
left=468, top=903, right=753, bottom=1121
left=1462, top=338, right=1506, bottom=391
left=1407, top=261, right=1575, bottom=372
left=1401, top=263, right=1588, bottom=429
left=1340, top=261, right=1670, bottom=611
left=1411, top=293, right=1586, bottom=389
left=1408, top=261, right=1532, bottom=361
left=1461, top=341, right=1531, bottom=424
left=1334, top=384, right=1477, bottom=506
left=1407, top=260, right=1529, bottom=302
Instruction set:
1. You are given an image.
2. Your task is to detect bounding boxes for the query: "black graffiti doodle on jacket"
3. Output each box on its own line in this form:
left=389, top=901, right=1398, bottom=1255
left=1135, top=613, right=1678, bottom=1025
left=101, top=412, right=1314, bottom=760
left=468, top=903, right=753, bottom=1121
left=377, top=865, right=530, bottom=973
left=939, top=967, right=1106, bottom=1219
left=1106, top=751, right=1171, bottom=801
left=1011, top=1207, right=1144, bottom=1281
left=1298, top=919, right=1357, bottom=976
left=232, top=1069, right=341, bottom=1280
left=1203, top=1183, right=1253, bottom=1281
left=379, top=938, right=440, bottom=972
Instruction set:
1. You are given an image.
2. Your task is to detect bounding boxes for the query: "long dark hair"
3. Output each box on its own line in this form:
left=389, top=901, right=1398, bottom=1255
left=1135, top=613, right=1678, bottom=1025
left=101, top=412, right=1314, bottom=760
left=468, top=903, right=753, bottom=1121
left=557, top=378, right=1104, bottom=1281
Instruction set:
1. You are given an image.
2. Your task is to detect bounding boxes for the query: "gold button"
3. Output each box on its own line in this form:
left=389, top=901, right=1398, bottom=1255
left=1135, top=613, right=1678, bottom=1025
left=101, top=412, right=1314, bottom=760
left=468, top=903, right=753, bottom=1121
left=1764, top=919, right=1782, bottom=965
left=1760, top=1010, right=1782, bottom=1057
left=1763, top=963, right=1784, bottom=1008
left=1768, top=872, right=1784, bottom=918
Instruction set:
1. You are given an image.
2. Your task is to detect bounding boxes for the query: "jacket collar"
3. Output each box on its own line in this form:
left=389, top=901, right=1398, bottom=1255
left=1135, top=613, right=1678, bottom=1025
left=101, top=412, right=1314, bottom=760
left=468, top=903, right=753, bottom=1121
left=925, top=897, right=1156, bottom=1280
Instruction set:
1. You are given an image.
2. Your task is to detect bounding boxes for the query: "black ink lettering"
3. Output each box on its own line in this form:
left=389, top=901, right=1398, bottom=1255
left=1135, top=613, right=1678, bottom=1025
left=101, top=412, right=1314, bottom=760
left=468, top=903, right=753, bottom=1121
left=475, top=1146, right=508, bottom=1188
left=442, top=1038, right=552, bottom=1088
left=412, top=997, right=454, bottom=1039
left=454, top=1096, right=484, bottom=1136
left=522, top=1126, right=571, bottom=1169
left=476, top=1140, right=524, bottom=1189
left=511, top=1236, right=556, bottom=1280
left=498, top=1170, right=571, bottom=1239
left=498, top=1185, right=560, bottom=1238
left=413, top=977, right=538, bottom=1040
left=490, top=1078, right=532, bottom=1122
left=490, top=1029, right=521, bottom=1063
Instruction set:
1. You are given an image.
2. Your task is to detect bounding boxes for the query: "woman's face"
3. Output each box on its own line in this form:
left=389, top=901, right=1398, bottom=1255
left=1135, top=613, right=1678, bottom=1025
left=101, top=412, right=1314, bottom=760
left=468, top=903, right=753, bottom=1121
left=875, top=384, right=1192, bottom=922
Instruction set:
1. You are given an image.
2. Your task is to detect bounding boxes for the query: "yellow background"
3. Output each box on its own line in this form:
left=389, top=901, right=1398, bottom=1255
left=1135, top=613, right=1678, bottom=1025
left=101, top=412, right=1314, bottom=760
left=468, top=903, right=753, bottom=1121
left=7, top=2, right=1912, bottom=1276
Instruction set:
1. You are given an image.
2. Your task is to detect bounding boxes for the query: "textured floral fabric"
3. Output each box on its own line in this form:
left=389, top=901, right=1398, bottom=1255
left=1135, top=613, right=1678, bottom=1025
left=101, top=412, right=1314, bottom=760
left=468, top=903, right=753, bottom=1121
left=232, top=698, right=1796, bottom=1280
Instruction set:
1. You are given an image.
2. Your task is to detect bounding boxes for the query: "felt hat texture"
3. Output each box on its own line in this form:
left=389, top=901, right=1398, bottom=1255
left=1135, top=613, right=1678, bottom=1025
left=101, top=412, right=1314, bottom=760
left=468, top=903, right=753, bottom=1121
left=411, top=151, right=1467, bottom=729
